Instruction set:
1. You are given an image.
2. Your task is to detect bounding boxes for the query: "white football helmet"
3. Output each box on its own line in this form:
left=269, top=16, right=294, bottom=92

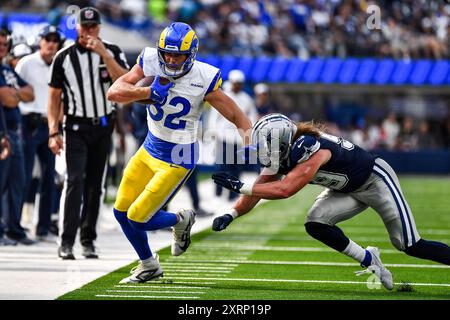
left=251, top=113, right=297, bottom=169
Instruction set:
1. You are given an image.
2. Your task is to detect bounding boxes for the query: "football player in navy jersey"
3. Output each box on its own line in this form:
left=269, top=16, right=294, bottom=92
left=212, top=113, right=450, bottom=290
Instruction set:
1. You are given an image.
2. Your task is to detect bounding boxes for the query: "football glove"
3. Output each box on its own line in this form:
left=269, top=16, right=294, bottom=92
left=212, top=214, right=234, bottom=231
left=150, top=75, right=174, bottom=104
left=212, top=172, right=244, bottom=193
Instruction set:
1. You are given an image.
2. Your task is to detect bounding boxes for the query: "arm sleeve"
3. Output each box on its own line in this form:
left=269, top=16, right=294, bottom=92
left=48, top=51, right=65, bottom=89
left=205, top=70, right=222, bottom=96
left=136, top=48, right=145, bottom=69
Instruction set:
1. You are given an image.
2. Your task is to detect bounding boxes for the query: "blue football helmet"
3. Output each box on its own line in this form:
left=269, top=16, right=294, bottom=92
left=157, top=22, right=199, bottom=77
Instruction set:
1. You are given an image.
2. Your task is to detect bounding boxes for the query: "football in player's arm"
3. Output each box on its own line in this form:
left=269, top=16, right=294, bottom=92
left=212, top=113, right=450, bottom=290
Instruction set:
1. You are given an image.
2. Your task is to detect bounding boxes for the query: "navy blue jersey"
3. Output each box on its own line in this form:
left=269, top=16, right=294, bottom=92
left=278, top=133, right=376, bottom=193
left=0, top=64, right=27, bottom=128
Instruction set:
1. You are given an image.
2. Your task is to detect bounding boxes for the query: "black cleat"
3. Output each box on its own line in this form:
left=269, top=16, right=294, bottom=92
left=82, top=244, right=99, bottom=259
left=58, top=245, right=75, bottom=260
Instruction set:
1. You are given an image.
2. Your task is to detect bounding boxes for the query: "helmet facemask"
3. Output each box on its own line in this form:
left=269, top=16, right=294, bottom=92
left=157, top=48, right=196, bottom=77
left=252, top=114, right=297, bottom=172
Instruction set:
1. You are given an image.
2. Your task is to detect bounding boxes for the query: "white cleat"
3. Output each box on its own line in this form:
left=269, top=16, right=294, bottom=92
left=356, top=246, right=394, bottom=290
left=171, top=209, right=196, bottom=256
left=119, top=254, right=163, bottom=284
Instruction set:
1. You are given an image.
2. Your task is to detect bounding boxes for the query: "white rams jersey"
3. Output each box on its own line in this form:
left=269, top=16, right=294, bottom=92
left=137, top=47, right=222, bottom=144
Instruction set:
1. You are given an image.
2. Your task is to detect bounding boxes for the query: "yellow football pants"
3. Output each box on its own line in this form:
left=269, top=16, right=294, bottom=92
left=114, top=147, right=192, bottom=223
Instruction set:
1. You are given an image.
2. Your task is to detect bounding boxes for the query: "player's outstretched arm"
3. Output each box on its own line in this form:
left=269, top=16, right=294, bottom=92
left=213, top=150, right=331, bottom=200
left=212, top=170, right=281, bottom=231
left=107, top=64, right=150, bottom=104
left=205, top=88, right=253, bottom=146
left=251, top=150, right=331, bottom=199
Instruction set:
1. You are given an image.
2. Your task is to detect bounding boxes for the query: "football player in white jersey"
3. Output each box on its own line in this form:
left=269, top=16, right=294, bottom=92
left=107, top=22, right=252, bottom=283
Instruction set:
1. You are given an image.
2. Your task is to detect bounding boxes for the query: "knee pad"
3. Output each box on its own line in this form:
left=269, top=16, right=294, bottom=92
left=127, top=203, right=151, bottom=223
left=305, top=221, right=342, bottom=237
left=304, top=222, right=349, bottom=252
left=305, top=221, right=325, bottom=239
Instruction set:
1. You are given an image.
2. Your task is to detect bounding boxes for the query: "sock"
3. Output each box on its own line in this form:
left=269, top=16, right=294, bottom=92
left=343, top=240, right=372, bottom=267
left=342, top=239, right=372, bottom=268
left=113, top=208, right=152, bottom=260
left=404, top=239, right=450, bottom=265
left=128, top=209, right=178, bottom=231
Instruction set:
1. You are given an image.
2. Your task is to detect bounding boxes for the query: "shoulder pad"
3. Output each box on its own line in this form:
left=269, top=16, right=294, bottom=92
left=136, top=47, right=157, bottom=68
left=290, top=135, right=321, bottom=164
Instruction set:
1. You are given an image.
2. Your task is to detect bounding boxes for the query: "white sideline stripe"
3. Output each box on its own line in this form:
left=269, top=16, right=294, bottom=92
left=107, top=290, right=205, bottom=294
left=168, top=258, right=250, bottom=262
left=342, top=227, right=450, bottom=236
left=192, top=244, right=402, bottom=254
left=170, top=281, right=217, bottom=285
left=165, top=273, right=228, bottom=277
left=164, top=277, right=450, bottom=288
left=115, top=285, right=210, bottom=289
left=162, top=269, right=232, bottom=273
left=173, top=259, right=450, bottom=269
left=238, top=223, right=450, bottom=235
left=161, top=265, right=234, bottom=270
left=161, top=262, right=238, bottom=267
left=95, top=294, right=199, bottom=299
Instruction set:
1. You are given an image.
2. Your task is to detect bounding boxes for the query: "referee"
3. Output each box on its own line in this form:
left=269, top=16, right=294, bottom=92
left=47, top=7, right=129, bottom=259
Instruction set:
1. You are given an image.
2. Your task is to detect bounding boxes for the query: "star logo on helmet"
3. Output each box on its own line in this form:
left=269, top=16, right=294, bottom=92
left=303, top=145, right=315, bottom=155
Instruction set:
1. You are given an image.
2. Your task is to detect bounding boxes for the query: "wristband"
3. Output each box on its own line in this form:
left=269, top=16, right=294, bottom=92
left=227, top=208, right=238, bottom=219
left=240, top=182, right=254, bottom=195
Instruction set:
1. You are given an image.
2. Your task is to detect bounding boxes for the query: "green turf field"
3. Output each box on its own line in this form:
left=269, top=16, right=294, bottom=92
left=59, top=177, right=450, bottom=300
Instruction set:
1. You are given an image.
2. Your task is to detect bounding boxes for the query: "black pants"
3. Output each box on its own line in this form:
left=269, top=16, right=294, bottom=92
left=61, top=119, right=113, bottom=247
left=185, top=168, right=199, bottom=209
left=215, top=140, right=241, bottom=200
left=21, top=115, right=56, bottom=236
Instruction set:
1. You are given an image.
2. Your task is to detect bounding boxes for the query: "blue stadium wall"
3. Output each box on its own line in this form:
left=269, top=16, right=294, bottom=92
left=196, top=55, right=450, bottom=86
left=196, top=151, right=450, bottom=175
left=374, top=151, right=450, bottom=174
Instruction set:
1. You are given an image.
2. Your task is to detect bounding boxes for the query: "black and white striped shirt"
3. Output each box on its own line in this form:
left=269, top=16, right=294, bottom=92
left=48, top=40, right=129, bottom=118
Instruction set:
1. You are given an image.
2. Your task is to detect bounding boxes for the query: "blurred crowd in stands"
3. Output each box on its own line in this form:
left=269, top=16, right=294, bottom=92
left=2, top=0, right=449, bottom=59
left=322, top=113, right=450, bottom=152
